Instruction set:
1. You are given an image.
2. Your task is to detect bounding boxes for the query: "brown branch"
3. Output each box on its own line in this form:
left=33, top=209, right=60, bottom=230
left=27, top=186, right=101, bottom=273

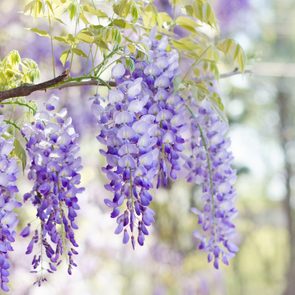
left=0, top=70, right=70, bottom=102
left=0, top=70, right=118, bottom=102
left=0, top=68, right=252, bottom=103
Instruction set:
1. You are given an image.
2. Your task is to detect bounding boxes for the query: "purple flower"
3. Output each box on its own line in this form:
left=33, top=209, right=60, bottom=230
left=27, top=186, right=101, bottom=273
left=0, top=117, right=20, bottom=292
left=92, top=33, right=238, bottom=269
left=215, top=0, right=250, bottom=30
left=92, top=35, right=187, bottom=248
left=185, top=100, right=238, bottom=268
left=22, top=96, right=84, bottom=283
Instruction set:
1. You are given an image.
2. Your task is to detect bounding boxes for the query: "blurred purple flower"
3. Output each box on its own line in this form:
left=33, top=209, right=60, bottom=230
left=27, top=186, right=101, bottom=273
left=0, top=117, right=20, bottom=292
left=215, top=0, right=250, bottom=30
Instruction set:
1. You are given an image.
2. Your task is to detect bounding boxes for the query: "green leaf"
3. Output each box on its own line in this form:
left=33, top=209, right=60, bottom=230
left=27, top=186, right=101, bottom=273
left=60, top=50, right=70, bottom=66
left=217, top=39, right=246, bottom=71
left=217, top=39, right=235, bottom=54
left=203, top=47, right=219, bottom=62
left=172, top=38, right=201, bottom=51
left=45, top=0, right=54, bottom=14
left=190, top=1, right=217, bottom=28
left=83, top=4, right=108, bottom=17
left=54, top=17, right=66, bottom=25
left=71, top=48, right=88, bottom=58
left=68, top=3, right=77, bottom=20
left=175, top=16, right=199, bottom=33
left=94, top=38, right=109, bottom=50
left=29, top=28, right=49, bottom=37
left=185, top=5, right=194, bottom=16
left=5, top=50, right=21, bottom=66
left=21, top=58, right=40, bottom=83
left=142, top=4, right=157, bottom=27
left=210, top=92, right=224, bottom=111
left=25, top=0, right=43, bottom=18
left=112, top=19, right=128, bottom=28
left=79, top=13, right=89, bottom=25
left=13, top=138, right=27, bottom=171
left=54, top=36, right=70, bottom=44
left=125, top=58, right=135, bottom=73
left=113, top=0, right=131, bottom=17
left=76, top=32, right=94, bottom=43
left=54, top=34, right=76, bottom=46
left=157, top=12, right=172, bottom=27
left=234, top=44, right=246, bottom=72
left=131, top=4, right=139, bottom=22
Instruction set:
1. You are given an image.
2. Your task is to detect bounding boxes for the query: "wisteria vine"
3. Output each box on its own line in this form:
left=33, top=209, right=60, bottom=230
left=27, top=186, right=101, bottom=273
left=21, top=96, right=84, bottom=285
left=185, top=100, right=238, bottom=269
left=0, top=34, right=239, bottom=293
left=92, top=34, right=238, bottom=268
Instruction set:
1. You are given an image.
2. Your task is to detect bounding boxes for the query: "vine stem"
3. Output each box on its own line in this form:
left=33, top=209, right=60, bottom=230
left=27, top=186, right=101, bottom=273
left=185, top=104, right=216, bottom=243
left=47, top=2, right=56, bottom=78
left=0, top=69, right=249, bottom=103
left=198, top=124, right=217, bottom=243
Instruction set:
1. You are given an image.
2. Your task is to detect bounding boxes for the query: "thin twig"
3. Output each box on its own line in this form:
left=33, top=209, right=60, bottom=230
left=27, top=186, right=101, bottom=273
left=0, top=71, right=70, bottom=102
left=56, top=79, right=116, bottom=90
left=195, top=69, right=252, bottom=83
left=220, top=69, right=252, bottom=79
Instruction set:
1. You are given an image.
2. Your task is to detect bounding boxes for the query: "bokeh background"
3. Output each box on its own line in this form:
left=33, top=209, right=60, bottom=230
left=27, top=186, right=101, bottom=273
left=1, top=0, right=295, bottom=294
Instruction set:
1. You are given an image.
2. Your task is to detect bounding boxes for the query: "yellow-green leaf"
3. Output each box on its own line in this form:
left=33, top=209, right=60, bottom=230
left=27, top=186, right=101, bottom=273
left=83, top=4, right=108, bottom=17
left=113, top=0, right=131, bottom=17
left=112, top=19, right=128, bottom=28
left=60, top=50, right=70, bottom=66
left=13, top=138, right=27, bottom=171
left=175, top=16, right=199, bottom=33
left=71, top=48, right=88, bottom=58
left=29, top=28, right=49, bottom=37
left=217, top=39, right=235, bottom=54
left=157, top=12, right=172, bottom=27
left=77, top=32, right=94, bottom=43
left=125, top=58, right=135, bottom=72
left=234, top=44, right=246, bottom=72
left=94, top=38, right=109, bottom=50
left=68, top=3, right=77, bottom=20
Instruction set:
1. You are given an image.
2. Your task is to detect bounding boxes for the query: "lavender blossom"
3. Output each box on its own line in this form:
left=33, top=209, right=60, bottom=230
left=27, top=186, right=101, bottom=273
left=92, top=35, right=186, bottom=247
left=185, top=100, right=238, bottom=269
left=0, top=118, right=20, bottom=292
left=93, top=32, right=238, bottom=269
left=22, top=96, right=84, bottom=283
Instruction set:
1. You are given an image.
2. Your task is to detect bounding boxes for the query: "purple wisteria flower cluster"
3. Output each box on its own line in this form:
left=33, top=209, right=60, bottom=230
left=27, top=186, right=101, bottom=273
left=185, top=100, right=238, bottom=269
left=92, top=36, right=187, bottom=248
left=92, top=34, right=238, bottom=268
left=0, top=118, right=20, bottom=292
left=21, top=96, right=84, bottom=283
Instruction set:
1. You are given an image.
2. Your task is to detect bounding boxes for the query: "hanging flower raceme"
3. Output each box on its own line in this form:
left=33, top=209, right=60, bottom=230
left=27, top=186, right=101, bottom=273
left=21, top=96, right=84, bottom=283
left=92, top=82, right=158, bottom=249
left=139, top=36, right=187, bottom=187
left=185, top=100, right=238, bottom=269
left=92, top=33, right=238, bottom=268
left=92, top=35, right=188, bottom=248
left=0, top=117, right=20, bottom=292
